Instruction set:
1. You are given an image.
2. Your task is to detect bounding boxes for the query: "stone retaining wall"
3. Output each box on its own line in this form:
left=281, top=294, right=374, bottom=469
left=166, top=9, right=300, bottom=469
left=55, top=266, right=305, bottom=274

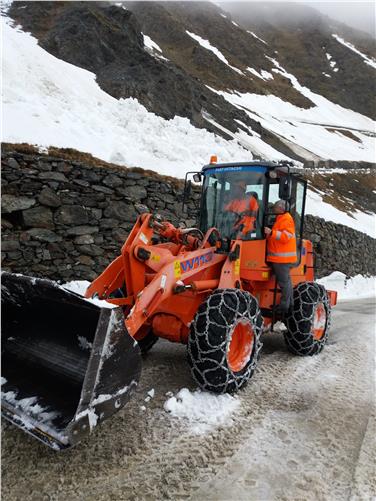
left=2, top=149, right=375, bottom=281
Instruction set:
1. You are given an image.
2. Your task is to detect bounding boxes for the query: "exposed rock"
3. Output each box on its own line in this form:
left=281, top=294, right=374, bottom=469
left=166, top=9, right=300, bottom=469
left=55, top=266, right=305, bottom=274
left=56, top=161, right=72, bottom=174
left=2, top=194, right=36, bottom=213
left=75, top=234, right=95, bottom=245
left=88, top=208, right=103, bottom=220
left=103, top=174, right=123, bottom=188
left=66, top=225, right=99, bottom=236
left=6, top=158, right=20, bottom=169
left=37, top=160, right=52, bottom=171
left=76, top=244, right=104, bottom=257
left=82, top=170, right=101, bottom=182
left=73, top=179, right=90, bottom=188
left=103, top=201, right=136, bottom=221
left=54, top=206, right=89, bottom=225
left=77, top=255, right=94, bottom=266
left=2, top=240, right=20, bottom=251
left=112, top=228, right=128, bottom=242
left=7, top=251, right=22, bottom=260
left=38, top=187, right=62, bottom=207
left=26, top=228, right=62, bottom=243
left=22, top=206, right=54, bottom=229
left=39, top=171, right=68, bottom=182
left=92, top=185, right=114, bottom=194
left=126, top=185, right=148, bottom=201
left=1, top=219, right=13, bottom=230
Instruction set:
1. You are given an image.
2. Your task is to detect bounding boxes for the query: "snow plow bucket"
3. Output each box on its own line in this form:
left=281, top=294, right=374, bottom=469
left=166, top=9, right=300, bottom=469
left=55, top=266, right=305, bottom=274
left=1, top=272, right=141, bottom=450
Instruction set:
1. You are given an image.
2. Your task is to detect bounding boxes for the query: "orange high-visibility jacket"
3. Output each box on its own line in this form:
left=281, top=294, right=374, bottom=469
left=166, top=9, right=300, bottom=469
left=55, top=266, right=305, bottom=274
left=225, top=196, right=259, bottom=234
left=266, top=212, right=297, bottom=263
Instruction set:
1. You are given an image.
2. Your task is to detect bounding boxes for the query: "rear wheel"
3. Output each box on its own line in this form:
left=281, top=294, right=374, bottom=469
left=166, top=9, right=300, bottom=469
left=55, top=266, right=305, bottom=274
left=188, top=289, right=263, bottom=393
left=284, top=282, right=331, bottom=356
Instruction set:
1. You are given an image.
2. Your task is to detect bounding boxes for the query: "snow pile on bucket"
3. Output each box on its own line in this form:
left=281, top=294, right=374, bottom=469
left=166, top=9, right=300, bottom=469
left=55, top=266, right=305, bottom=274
left=317, top=272, right=376, bottom=300
left=164, top=388, right=240, bottom=435
left=62, top=280, right=116, bottom=308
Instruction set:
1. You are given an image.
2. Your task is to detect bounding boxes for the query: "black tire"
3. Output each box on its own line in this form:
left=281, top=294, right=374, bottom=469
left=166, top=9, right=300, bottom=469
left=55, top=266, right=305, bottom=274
left=188, top=288, right=263, bottom=393
left=284, top=282, right=331, bottom=356
left=137, top=331, right=159, bottom=355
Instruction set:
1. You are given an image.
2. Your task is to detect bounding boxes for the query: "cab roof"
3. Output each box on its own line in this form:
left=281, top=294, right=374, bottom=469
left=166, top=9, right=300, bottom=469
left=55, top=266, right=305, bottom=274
left=202, top=161, right=285, bottom=171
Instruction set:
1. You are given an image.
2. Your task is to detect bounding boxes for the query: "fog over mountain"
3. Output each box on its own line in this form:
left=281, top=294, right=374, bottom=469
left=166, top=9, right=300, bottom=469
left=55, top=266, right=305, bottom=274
left=220, top=1, right=375, bottom=39
left=307, top=2, right=375, bottom=38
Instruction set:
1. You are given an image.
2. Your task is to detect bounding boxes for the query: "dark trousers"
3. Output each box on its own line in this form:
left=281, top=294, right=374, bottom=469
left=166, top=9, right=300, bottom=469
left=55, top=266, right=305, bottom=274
left=271, top=262, right=293, bottom=309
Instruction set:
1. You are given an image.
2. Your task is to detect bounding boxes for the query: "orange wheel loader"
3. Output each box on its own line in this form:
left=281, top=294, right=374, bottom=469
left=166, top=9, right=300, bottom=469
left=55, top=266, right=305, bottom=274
left=1, top=160, right=337, bottom=450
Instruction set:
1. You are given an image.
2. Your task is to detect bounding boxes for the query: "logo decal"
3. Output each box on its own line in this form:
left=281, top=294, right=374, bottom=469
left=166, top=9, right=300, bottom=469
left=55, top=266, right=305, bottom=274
left=180, top=252, right=214, bottom=274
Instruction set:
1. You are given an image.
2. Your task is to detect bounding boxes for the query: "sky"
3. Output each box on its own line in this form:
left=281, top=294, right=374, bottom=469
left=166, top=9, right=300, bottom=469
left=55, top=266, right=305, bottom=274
left=306, top=2, right=375, bottom=38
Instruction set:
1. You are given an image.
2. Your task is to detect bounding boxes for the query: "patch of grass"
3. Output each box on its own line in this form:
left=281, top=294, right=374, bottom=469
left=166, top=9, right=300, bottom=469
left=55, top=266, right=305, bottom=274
left=1, top=143, right=185, bottom=187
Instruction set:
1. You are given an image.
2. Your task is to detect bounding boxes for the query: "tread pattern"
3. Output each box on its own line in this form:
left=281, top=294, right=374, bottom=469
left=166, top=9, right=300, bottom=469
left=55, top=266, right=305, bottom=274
left=284, top=281, right=331, bottom=356
left=188, top=288, right=263, bottom=393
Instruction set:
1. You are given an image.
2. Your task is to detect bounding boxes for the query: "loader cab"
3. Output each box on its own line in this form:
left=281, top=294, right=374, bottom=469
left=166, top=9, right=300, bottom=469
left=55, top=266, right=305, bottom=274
left=198, top=161, right=307, bottom=254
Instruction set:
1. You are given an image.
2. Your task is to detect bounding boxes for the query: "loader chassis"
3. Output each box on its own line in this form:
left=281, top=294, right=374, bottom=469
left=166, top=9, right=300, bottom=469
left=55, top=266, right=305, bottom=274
left=86, top=162, right=315, bottom=343
left=1, top=161, right=337, bottom=450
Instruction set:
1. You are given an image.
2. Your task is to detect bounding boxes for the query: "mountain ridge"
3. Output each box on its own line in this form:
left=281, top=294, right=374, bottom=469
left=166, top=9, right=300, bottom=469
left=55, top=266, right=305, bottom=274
left=5, top=0, right=376, bottom=164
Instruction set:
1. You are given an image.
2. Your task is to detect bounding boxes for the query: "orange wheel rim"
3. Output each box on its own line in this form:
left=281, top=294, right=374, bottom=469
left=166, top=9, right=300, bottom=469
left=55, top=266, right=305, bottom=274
left=312, top=302, right=326, bottom=340
left=227, top=321, right=255, bottom=373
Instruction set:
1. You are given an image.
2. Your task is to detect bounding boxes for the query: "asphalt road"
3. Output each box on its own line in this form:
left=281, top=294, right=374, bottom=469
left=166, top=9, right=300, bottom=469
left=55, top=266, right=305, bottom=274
left=2, top=298, right=375, bottom=501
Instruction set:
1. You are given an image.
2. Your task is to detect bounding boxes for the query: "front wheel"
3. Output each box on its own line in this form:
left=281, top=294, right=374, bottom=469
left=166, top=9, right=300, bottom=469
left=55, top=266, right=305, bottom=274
left=284, top=282, right=331, bottom=356
left=188, top=288, right=263, bottom=393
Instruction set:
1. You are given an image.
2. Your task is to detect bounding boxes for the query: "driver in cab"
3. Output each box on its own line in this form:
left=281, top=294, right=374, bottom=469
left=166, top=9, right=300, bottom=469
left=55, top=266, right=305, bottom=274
left=225, top=180, right=259, bottom=238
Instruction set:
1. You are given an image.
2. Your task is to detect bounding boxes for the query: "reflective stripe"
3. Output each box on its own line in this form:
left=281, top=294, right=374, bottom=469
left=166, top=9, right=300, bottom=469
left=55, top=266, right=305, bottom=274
left=275, top=230, right=282, bottom=240
left=267, top=251, right=297, bottom=257
left=282, top=230, right=295, bottom=239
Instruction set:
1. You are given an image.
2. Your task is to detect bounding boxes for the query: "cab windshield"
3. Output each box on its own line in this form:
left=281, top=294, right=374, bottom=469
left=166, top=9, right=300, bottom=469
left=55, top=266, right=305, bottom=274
left=200, top=166, right=266, bottom=240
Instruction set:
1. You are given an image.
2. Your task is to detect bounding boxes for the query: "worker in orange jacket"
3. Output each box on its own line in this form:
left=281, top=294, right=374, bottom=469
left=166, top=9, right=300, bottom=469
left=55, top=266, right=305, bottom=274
left=264, top=200, right=297, bottom=314
left=225, top=181, right=259, bottom=237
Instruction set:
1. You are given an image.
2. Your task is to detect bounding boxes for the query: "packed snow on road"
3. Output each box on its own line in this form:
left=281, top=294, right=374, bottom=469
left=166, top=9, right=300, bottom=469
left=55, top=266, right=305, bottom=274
left=2, top=289, right=375, bottom=500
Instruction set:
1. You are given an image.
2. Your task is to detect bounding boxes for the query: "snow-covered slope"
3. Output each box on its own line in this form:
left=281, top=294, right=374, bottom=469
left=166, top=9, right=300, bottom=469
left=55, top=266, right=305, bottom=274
left=2, top=20, right=256, bottom=178
left=2, top=16, right=375, bottom=236
left=214, top=59, right=375, bottom=163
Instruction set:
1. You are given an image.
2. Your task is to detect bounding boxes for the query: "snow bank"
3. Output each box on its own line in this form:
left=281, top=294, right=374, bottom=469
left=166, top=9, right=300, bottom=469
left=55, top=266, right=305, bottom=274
left=317, top=272, right=376, bottom=300
left=164, top=388, right=240, bottom=434
left=2, top=19, right=252, bottom=178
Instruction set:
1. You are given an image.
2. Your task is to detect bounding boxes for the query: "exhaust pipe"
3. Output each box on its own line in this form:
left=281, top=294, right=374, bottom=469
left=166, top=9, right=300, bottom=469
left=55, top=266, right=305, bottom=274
left=1, top=273, right=141, bottom=450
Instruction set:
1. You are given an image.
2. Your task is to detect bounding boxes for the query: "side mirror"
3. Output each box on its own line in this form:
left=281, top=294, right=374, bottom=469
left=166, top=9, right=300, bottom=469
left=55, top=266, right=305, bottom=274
left=278, top=176, right=292, bottom=200
left=193, top=173, right=202, bottom=183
